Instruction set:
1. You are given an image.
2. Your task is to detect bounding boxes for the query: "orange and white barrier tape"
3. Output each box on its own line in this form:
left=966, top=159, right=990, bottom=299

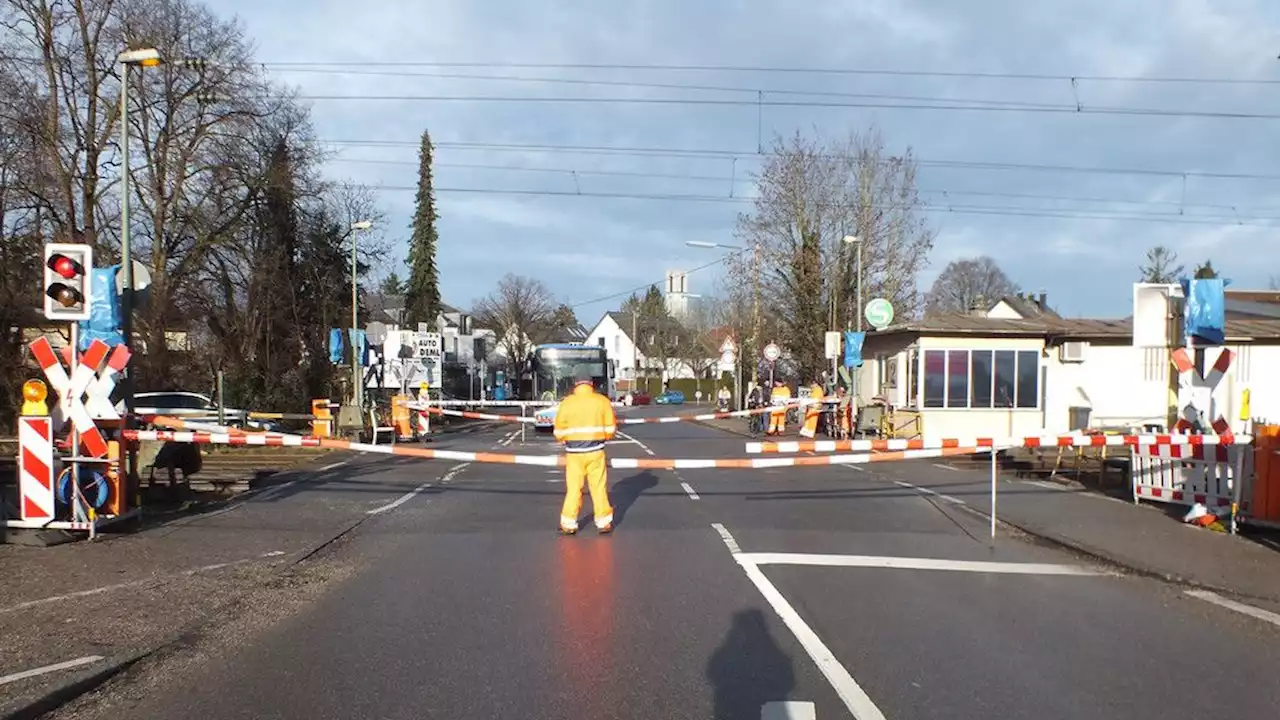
left=124, top=417, right=987, bottom=469
left=746, top=433, right=1254, bottom=454
left=419, top=400, right=820, bottom=425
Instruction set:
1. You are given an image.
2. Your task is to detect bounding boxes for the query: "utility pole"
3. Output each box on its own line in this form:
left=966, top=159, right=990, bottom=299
left=751, top=240, right=761, bottom=385
left=632, top=311, right=639, bottom=395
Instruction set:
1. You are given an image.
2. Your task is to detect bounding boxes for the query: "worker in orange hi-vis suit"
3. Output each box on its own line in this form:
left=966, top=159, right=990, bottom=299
left=768, top=380, right=791, bottom=435
left=799, top=379, right=825, bottom=438
left=553, top=374, right=618, bottom=535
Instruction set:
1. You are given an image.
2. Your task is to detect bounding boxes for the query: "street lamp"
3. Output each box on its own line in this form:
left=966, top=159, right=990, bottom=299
left=348, top=220, right=373, bottom=410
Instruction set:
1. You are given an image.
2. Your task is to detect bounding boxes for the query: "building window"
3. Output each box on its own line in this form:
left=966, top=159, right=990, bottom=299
left=921, top=348, right=1039, bottom=409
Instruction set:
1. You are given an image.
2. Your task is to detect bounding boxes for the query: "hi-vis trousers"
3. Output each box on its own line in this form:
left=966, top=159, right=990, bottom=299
left=561, top=449, right=614, bottom=531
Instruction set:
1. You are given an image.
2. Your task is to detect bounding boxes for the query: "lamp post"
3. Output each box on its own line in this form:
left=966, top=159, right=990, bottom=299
left=348, top=220, right=373, bottom=410
left=116, top=48, right=163, bottom=415
left=687, top=239, right=758, bottom=407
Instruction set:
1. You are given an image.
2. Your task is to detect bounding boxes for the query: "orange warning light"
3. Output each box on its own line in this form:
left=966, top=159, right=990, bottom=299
left=21, top=378, right=49, bottom=416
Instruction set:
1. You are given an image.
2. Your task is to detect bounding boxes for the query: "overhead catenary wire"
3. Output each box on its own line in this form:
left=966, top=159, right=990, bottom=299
left=321, top=138, right=1280, bottom=182
left=565, top=248, right=751, bottom=310
left=258, top=59, right=1280, bottom=86
left=330, top=157, right=1275, bottom=215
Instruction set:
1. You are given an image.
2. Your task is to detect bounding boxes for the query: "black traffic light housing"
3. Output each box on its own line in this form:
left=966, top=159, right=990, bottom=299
left=43, top=243, right=93, bottom=321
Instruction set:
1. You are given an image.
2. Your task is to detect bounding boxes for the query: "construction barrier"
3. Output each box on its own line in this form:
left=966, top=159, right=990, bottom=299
left=419, top=400, right=820, bottom=425
left=125, top=418, right=988, bottom=470
left=747, top=434, right=1254, bottom=454
left=1131, top=443, right=1251, bottom=511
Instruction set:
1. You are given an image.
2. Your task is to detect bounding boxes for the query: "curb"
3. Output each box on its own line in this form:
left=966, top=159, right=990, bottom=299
left=0, top=508, right=372, bottom=718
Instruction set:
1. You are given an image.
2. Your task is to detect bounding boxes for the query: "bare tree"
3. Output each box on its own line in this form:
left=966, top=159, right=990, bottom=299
left=1269, top=275, right=1279, bottom=291
left=1139, top=245, right=1184, bottom=284
left=732, top=127, right=935, bottom=380
left=924, top=256, right=1019, bottom=316
left=677, top=300, right=719, bottom=397
left=472, top=274, right=557, bottom=362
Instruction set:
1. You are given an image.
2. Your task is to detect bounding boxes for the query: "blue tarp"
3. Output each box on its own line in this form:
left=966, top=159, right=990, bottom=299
left=843, top=331, right=865, bottom=368
left=328, top=328, right=345, bottom=364
left=78, top=265, right=123, bottom=350
left=1181, top=277, right=1227, bottom=346
left=348, top=328, right=369, bottom=365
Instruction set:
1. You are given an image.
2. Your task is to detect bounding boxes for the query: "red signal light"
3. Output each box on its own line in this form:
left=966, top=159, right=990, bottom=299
left=47, top=253, right=82, bottom=279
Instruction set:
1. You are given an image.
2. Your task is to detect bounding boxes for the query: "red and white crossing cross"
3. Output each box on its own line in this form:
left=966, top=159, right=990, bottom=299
left=18, top=415, right=55, bottom=521
left=1170, top=347, right=1234, bottom=436
left=28, top=336, right=129, bottom=457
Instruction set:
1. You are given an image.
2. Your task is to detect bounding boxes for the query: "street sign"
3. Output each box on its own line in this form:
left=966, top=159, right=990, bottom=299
left=824, top=331, right=841, bottom=359
left=719, top=337, right=736, bottom=353
left=865, top=298, right=894, bottom=329
left=416, top=332, right=441, bottom=357
left=763, top=342, right=781, bottom=362
left=720, top=350, right=736, bottom=366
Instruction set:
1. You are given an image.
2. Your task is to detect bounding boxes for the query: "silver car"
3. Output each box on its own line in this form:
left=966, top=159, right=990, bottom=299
left=122, top=391, right=280, bottom=431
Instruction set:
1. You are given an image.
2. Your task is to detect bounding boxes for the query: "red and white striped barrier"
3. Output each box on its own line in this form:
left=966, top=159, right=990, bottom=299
left=126, top=418, right=985, bottom=470
left=17, top=416, right=56, bottom=521
left=746, top=433, right=1253, bottom=454
left=418, top=400, right=819, bottom=425
left=1131, top=443, right=1249, bottom=510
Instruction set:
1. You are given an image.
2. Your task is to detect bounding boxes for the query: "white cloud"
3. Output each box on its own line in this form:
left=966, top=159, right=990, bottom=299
left=223, top=0, right=1280, bottom=317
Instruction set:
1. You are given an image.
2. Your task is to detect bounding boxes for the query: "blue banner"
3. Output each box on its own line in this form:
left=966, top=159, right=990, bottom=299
left=843, top=331, right=865, bottom=368
left=78, top=265, right=123, bottom=350
left=1181, top=278, right=1227, bottom=346
left=329, top=328, right=345, bottom=364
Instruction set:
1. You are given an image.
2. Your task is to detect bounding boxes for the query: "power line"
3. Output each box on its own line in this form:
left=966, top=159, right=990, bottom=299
left=274, top=67, right=1069, bottom=110
left=290, top=93, right=1280, bottom=121
left=354, top=184, right=1280, bottom=226
left=567, top=249, right=748, bottom=310
left=330, top=157, right=1270, bottom=214
left=262, top=60, right=1280, bottom=86
left=321, top=138, right=1280, bottom=182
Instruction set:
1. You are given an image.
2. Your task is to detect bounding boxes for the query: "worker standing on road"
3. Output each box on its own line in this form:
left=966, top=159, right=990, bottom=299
left=800, top=378, right=824, bottom=438
left=553, top=373, right=618, bottom=535
left=768, top=379, right=791, bottom=435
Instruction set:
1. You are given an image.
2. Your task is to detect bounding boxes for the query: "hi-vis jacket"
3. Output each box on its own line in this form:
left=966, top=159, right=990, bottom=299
left=553, top=383, right=618, bottom=453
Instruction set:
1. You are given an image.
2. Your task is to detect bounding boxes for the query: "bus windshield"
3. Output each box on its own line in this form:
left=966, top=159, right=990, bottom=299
left=532, top=346, right=608, bottom=400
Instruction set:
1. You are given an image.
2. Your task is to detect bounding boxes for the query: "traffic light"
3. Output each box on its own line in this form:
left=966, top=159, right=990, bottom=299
left=43, top=243, right=93, bottom=321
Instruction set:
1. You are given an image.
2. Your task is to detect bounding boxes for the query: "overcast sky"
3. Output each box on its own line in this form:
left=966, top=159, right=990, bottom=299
left=223, top=0, right=1280, bottom=324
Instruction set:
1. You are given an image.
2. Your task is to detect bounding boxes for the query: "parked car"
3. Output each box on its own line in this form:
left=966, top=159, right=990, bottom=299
left=121, top=391, right=280, bottom=432
left=654, top=390, right=685, bottom=405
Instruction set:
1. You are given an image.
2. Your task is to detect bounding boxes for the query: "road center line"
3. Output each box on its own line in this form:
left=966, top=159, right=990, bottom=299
left=366, top=463, right=468, bottom=515
left=0, top=656, right=104, bottom=686
left=680, top=482, right=700, bottom=500
left=319, top=460, right=347, bottom=471
left=892, top=479, right=964, bottom=504
left=737, top=552, right=1111, bottom=575
left=931, top=463, right=960, bottom=471
left=761, top=700, right=817, bottom=719
left=711, top=522, right=741, bottom=554
left=1186, top=589, right=1280, bottom=627
left=617, top=430, right=655, bottom=456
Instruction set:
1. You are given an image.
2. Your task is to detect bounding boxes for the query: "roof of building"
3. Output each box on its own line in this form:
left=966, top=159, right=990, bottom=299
left=994, top=293, right=1061, bottom=319
left=872, top=313, right=1280, bottom=340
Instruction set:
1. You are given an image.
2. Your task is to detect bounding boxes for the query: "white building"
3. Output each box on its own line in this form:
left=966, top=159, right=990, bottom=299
left=857, top=290, right=1280, bottom=441
left=584, top=311, right=724, bottom=385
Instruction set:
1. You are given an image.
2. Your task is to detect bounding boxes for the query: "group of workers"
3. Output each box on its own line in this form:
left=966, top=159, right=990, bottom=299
left=747, top=379, right=855, bottom=438
left=551, top=371, right=860, bottom=536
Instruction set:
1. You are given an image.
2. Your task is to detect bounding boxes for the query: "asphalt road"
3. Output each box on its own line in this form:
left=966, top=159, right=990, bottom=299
left=41, top=407, right=1280, bottom=719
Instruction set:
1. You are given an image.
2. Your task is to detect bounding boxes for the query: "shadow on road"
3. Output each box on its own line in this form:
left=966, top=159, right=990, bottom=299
left=707, top=608, right=795, bottom=719
left=611, top=472, right=658, bottom=526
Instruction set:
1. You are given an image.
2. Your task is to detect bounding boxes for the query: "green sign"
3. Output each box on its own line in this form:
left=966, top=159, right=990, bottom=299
left=865, top=298, right=894, bottom=329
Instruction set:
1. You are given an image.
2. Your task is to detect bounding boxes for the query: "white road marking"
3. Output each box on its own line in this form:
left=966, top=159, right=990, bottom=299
left=680, top=482, right=700, bottom=500
left=931, top=463, right=959, bottom=471
left=737, top=552, right=1111, bottom=576
left=846, top=465, right=865, bottom=472
left=498, top=428, right=521, bottom=447
left=319, top=460, right=347, bottom=471
left=738, top=557, right=887, bottom=719
left=711, top=522, right=741, bottom=554
left=1186, top=589, right=1280, bottom=628
left=891, top=479, right=964, bottom=504
left=0, top=656, right=104, bottom=686
left=0, top=551, right=289, bottom=614
left=617, top=430, right=656, bottom=456
left=761, top=701, right=816, bottom=720
left=254, top=480, right=296, bottom=502
left=367, top=463, right=468, bottom=514
left=1027, top=480, right=1066, bottom=491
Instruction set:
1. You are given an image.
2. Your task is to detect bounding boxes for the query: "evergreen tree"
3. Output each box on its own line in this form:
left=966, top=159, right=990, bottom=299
left=380, top=271, right=406, bottom=296
left=404, top=130, right=441, bottom=326
left=1193, top=260, right=1219, bottom=279
left=1139, top=245, right=1184, bottom=283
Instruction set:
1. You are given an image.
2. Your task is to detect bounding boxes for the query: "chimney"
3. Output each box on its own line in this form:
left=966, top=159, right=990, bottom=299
left=1038, top=291, right=1047, bottom=308
left=970, top=294, right=987, bottom=315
